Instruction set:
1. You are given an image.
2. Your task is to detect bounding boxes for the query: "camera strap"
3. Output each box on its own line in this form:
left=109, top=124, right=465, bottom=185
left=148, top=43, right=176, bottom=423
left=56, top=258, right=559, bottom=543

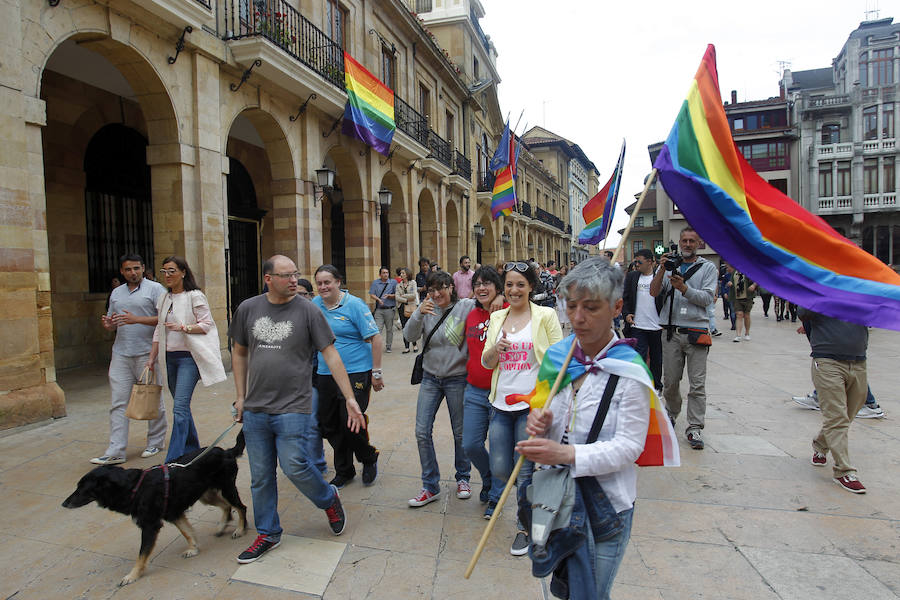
left=664, top=262, right=704, bottom=341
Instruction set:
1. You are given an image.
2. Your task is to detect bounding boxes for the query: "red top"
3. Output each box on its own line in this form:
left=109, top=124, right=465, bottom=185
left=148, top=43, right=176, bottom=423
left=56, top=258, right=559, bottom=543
left=465, top=302, right=507, bottom=388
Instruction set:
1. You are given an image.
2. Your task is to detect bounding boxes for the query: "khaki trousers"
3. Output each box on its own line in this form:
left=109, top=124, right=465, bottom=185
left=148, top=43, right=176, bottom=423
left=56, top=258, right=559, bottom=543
left=811, top=358, right=867, bottom=478
left=662, top=330, right=709, bottom=432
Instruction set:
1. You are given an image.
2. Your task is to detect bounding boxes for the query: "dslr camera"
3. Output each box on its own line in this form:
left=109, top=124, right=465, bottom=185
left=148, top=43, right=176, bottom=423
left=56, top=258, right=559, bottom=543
left=663, top=242, right=683, bottom=272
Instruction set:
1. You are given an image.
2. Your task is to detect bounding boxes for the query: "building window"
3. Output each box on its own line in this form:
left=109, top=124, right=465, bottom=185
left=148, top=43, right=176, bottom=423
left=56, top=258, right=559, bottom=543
left=885, top=156, right=895, bottom=193
left=864, top=158, right=879, bottom=194
left=837, top=161, right=851, bottom=196
left=634, top=216, right=644, bottom=227
left=737, top=141, right=787, bottom=170
left=818, top=163, right=833, bottom=197
left=877, top=225, right=891, bottom=264
left=473, top=56, right=479, bottom=80
left=326, top=0, right=347, bottom=49
left=732, top=118, right=744, bottom=131
left=872, top=48, right=894, bottom=87
left=822, top=124, right=840, bottom=144
left=859, top=52, right=868, bottom=87
left=419, top=83, right=431, bottom=123
left=864, top=105, right=878, bottom=140
left=445, top=110, right=454, bottom=147
left=381, top=45, right=395, bottom=90
left=770, top=178, right=788, bottom=194
left=883, top=103, right=894, bottom=138
left=632, top=240, right=643, bottom=255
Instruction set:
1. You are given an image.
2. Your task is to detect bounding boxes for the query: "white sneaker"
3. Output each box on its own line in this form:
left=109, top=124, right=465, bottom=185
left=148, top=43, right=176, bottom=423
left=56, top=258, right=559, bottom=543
left=141, top=447, right=161, bottom=458
left=742, top=334, right=751, bottom=341
left=90, top=455, right=125, bottom=465
left=732, top=336, right=741, bottom=343
left=857, top=404, right=885, bottom=419
left=792, top=394, right=820, bottom=410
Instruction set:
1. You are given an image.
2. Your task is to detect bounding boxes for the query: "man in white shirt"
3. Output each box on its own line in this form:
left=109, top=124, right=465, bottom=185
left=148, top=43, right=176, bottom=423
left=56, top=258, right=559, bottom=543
left=622, top=249, right=662, bottom=390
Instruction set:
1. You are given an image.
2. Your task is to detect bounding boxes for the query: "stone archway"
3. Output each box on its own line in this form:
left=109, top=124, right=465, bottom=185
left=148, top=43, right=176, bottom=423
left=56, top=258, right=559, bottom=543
left=379, top=171, right=407, bottom=271
left=446, top=198, right=461, bottom=267
left=323, top=145, right=365, bottom=296
left=418, top=188, right=438, bottom=266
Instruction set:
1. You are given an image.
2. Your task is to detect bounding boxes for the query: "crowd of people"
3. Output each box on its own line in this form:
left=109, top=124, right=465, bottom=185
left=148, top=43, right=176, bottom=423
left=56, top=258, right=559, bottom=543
left=92, top=237, right=885, bottom=597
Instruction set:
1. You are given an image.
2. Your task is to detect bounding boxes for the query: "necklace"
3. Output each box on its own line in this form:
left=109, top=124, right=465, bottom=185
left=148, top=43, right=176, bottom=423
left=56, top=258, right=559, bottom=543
left=324, top=291, right=344, bottom=311
left=506, top=312, right=530, bottom=333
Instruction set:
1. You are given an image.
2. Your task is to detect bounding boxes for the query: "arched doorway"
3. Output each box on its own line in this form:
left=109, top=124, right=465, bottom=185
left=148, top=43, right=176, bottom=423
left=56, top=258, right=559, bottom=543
left=446, top=198, right=460, bottom=266
left=226, top=157, right=265, bottom=314
left=418, top=189, right=438, bottom=266
left=379, top=171, right=406, bottom=271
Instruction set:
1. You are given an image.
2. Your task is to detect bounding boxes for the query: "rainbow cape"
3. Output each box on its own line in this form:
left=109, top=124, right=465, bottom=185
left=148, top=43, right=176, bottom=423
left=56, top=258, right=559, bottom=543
left=654, top=45, right=900, bottom=330
left=490, top=120, right=520, bottom=219
left=579, top=140, right=625, bottom=245
left=509, top=334, right=680, bottom=467
left=341, top=52, right=395, bottom=156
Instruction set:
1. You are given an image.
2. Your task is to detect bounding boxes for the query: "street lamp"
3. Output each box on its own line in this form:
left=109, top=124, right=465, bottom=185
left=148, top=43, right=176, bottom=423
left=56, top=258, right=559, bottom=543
left=473, top=223, right=485, bottom=240
left=375, top=188, right=392, bottom=218
left=313, top=166, right=335, bottom=206
left=501, top=232, right=511, bottom=246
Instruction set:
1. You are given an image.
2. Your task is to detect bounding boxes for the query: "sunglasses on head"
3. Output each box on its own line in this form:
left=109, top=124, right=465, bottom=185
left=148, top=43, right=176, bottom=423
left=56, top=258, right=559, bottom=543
left=504, top=262, right=530, bottom=273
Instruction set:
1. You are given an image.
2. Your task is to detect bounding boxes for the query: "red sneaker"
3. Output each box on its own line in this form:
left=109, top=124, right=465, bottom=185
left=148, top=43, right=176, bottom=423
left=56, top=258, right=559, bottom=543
left=811, top=451, right=827, bottom=466
left=833, top=474, right=866, bottom=494
left=408, top=488, right=441, bottom=507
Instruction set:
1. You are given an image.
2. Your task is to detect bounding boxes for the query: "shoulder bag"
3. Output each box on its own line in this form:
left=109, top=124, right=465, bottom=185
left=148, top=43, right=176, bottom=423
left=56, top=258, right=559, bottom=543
left=410, top=303, right=455, bottom=385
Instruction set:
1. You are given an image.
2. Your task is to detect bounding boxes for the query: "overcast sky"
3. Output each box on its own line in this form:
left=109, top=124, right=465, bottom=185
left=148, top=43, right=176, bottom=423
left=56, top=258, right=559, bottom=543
left=480, top=0, right=896, bottom=249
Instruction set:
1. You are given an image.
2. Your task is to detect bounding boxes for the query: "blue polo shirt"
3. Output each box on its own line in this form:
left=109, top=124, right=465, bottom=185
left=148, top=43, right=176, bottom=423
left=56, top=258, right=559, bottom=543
left=312, top=291, right=379, bottom=375
left=369, top=277, right=398, bottom=308
left=107, top=278, right=166, bottom=357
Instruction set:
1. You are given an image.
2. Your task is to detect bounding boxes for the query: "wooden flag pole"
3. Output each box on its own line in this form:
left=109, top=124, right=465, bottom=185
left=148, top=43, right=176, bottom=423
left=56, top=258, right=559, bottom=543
left=464, top=337, right=579, bottom=579
left=612, top=169, right=658, bottom=265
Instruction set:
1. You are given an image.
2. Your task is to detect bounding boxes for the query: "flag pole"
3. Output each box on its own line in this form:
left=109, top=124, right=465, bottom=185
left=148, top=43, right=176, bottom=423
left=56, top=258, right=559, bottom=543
left=464, top=336, right=579, bottom=579
left=512, top=108, right=525, bottom=134
left=612, top=168, right=658, bottom=265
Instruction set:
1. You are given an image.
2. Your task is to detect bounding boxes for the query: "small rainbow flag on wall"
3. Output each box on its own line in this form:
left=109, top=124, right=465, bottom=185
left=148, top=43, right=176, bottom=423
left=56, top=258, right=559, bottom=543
left=341, top=52, right=395, bottom=156
left=654, top=45, right=900, bottom=330
left=579, top=140, right=625, bottom=245
left=508, top=334, right=680, bottom=467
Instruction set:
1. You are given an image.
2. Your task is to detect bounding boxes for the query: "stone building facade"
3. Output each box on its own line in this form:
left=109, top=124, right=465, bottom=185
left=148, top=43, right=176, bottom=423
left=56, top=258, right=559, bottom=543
left=0, top=0, right=587, bottom=429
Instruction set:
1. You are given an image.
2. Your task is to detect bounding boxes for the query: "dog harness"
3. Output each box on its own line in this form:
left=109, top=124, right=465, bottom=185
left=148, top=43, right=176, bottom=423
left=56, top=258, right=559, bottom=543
left=130, top=464, right=171, bottom=514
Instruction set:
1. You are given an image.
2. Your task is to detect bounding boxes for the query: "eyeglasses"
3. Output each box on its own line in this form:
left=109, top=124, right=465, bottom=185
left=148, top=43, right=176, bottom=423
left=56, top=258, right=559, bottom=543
left=159, top=269, right=179, bottom=276
left=504, top=262, right=530, bottom=273
left=427, top=285, right=450, bottom=294
left=473, top=280, right=492, bottom=288
left=297, top=290, right=311, bottom=297
left=270, top=272, right=301, bottom=279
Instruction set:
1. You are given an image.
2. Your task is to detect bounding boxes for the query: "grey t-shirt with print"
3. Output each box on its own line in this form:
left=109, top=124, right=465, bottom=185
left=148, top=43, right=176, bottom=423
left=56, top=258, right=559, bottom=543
left=229, top=294, right=335, bottom=414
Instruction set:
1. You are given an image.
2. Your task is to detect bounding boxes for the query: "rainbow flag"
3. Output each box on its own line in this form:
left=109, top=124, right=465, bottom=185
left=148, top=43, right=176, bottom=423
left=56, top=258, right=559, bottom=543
left=490, top=120, right=520, bottom=220
left=341, top=52, right=395, bottom=156
left=579, top=140, right=625, bottom=245
left=509, top=335, right=680, bottom=467
left=654, top=45, right=900, bottom=330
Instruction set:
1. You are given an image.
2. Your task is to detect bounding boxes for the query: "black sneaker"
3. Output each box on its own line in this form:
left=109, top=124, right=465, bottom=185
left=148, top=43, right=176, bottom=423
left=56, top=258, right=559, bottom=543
left=483, top=500, right=499, bottom=520
left=362, top=455, right=378, bottom=486
left=330, top=474, right=354, bottom=489
left=510, top=531, right=529, bottom=556
left=325, top=485, right=346, bottom=535
left=479, top=483, right=492, bottom=503
left=237, top=534, right=281, bottom=563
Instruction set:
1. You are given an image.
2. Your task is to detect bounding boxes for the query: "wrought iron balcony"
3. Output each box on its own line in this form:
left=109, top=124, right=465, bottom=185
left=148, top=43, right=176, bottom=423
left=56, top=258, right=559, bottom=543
left=427, top=130, right=452, bottom=168
left=223, top=0, right=345, bottom=90
left=520, top=201, right=532, bottom=218
left=477, top=170, right=495, bottom=192
left=394, top=96, right=429, bottom=147
left=535, top=207, right=565, bottom=231
left=453, top=151, right=471, bottom=180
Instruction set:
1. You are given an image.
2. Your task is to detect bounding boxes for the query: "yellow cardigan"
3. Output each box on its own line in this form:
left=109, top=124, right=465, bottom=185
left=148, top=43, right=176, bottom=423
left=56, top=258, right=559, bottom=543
left=482, top=302, right=563, bottom=403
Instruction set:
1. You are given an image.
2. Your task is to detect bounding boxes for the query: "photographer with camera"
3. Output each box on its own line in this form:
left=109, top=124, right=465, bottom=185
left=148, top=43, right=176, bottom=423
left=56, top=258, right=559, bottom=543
left=650, top=227, right=718, bottom=450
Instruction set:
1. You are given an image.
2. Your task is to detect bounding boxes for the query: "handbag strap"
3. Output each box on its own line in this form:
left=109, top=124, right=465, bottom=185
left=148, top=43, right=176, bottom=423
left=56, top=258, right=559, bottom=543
left=585, top=374, right=620, bottom=445
left=421, top=303, right=455, bottom=355
left=139, top=366, right=152, bottom=385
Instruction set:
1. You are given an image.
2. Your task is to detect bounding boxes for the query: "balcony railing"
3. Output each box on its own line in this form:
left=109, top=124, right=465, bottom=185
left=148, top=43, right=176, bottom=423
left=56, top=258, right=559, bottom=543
left=394, top=96, right=428, bottom=147
left=477, top=170, right=495, bottom=192
left=535, top=207, right=565, bottom=231
left=224, top=0, right=345, bottom=89
left=414, top=0, right=433, bottom=12
left=195, top=0, right=211, bottom=8
left=520, top=201, right=532, bottom=218
left=453, top=151, right=471, bottom=180
left=427, top=130, right=452, bottom=168
left=804, top=94, right=851, bottom=111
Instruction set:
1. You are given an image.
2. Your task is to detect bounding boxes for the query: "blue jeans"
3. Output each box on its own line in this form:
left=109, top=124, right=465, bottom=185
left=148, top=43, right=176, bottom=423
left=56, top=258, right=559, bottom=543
left=462, top=384, right=492, bottom=494
left=593, top=508, right=634, bottom=599
left=242, top=410, right=336, bottom=541
left=415, top=372, right=470, bottom=494
left=488, top=407, right=533, bottom=510
left=310, top=387, right=327, bottom=474
left=165, top=351, right=201, bottom=463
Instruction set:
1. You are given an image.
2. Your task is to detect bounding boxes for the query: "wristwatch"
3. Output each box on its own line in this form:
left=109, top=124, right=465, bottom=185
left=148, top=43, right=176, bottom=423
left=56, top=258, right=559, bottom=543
left=184, top=324, right=193, bottom=333
left=372, top=369, right=383, bottom=380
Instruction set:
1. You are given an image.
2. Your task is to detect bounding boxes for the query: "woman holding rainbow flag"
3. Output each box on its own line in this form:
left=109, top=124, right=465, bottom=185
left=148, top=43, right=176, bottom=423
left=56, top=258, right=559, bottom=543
left=515, top=257, right=652, bottom=600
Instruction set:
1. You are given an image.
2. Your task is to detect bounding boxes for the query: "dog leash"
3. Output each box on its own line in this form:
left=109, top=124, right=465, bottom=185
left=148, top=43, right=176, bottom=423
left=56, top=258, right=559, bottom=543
left=167, top=421, right=240, bottom=469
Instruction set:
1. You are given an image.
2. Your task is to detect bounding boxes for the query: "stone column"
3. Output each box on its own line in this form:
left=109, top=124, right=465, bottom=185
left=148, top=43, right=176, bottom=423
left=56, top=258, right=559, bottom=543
left=272, top=177, right=321, bottom=276
left=343, top=197, right=376, bottom=301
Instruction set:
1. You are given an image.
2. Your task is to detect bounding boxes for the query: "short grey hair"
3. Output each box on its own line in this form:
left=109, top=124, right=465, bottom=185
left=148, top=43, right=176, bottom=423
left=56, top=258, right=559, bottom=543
left=557, top=256, right=624, bottom=305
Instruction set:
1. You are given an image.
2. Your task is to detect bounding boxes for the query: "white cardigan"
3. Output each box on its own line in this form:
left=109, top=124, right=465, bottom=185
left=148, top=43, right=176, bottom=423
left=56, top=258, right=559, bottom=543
left=155, top=290, right=226, bottom=386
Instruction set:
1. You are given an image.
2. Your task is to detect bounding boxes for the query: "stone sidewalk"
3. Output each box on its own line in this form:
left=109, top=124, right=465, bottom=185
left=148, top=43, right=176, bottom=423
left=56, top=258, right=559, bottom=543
left=2, top=304, right=899, bottom=599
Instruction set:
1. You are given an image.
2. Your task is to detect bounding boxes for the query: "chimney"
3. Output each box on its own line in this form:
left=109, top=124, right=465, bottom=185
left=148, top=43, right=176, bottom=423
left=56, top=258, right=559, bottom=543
left=731, top=90, right=737, bottom=104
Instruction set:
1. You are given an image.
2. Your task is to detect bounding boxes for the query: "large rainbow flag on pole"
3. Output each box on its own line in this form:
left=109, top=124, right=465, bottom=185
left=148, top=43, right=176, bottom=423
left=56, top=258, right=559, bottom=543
left=341, top=52, right=395, bottom=156
left=507, top=335, right=680, bottom=467
left=654, top=45, right=900, bottom=330
left=578, top=140, right=625, bottom=245
left=490, top=120, right=520, bottom=219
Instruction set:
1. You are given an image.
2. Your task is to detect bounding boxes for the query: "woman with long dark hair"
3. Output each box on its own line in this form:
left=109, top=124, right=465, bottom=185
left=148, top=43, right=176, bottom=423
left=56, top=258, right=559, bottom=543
left=147, top=256, right=226, bottom=462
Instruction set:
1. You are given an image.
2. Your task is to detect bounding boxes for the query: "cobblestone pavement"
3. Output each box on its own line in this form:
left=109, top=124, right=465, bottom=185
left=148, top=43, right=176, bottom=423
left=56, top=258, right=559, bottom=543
left=2, top=303, right=899, bottom=599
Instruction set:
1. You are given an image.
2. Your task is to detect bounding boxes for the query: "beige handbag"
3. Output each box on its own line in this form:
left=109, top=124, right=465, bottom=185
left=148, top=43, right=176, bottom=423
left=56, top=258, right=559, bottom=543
left=125, top=367, right=162, bottom=420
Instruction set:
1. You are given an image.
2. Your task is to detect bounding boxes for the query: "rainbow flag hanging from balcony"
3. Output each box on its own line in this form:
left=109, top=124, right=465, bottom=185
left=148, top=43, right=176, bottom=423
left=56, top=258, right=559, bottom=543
left=490, top=120, right=520, bottom=219
left=342, top=52, right=395, bottom=156
left=653, top=44, right=900, bottom=330
left=578, top=140, right=625, bottom=245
